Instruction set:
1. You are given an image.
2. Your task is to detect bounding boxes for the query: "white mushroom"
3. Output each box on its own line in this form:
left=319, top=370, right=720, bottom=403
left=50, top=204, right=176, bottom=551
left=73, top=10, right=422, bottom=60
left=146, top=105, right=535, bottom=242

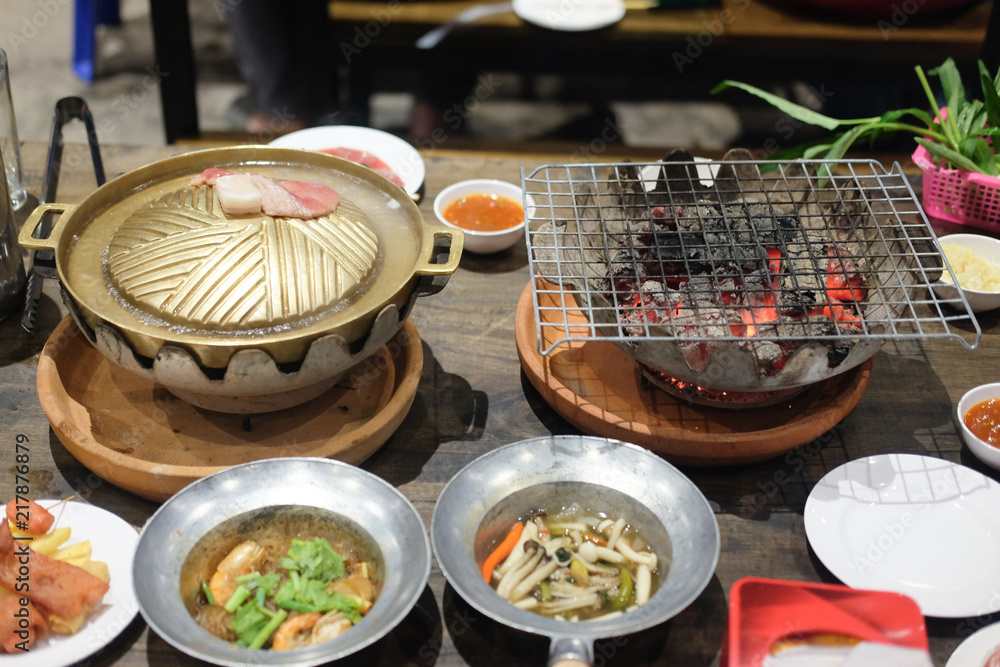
left=634, top=564, right=652, bottom=606
left=510, top=558, right=559, bottom=602
left=496, top=540, right=544, bottom=599
left=605, top=518, right=626, bottom=550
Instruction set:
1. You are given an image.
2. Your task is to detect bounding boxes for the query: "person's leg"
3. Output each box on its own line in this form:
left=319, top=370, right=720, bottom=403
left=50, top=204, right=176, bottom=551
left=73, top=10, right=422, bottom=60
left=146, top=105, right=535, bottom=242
left=223, top=0, right=337, bottom=132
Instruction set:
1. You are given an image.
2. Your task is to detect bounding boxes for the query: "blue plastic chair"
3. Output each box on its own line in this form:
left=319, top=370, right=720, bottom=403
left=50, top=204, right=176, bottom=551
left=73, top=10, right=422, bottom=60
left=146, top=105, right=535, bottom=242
left=72, top=0, right=121, bottom=81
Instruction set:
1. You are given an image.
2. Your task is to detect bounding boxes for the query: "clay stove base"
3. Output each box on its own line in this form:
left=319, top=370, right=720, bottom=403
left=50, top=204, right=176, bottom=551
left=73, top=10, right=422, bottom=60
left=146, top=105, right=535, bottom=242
left=515, top=281, right=873, bottom=466
left=37, top=316, right=423, bottom=502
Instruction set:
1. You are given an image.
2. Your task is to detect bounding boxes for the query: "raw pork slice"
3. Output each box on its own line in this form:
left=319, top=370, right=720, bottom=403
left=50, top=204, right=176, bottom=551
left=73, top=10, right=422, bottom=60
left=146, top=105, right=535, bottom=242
left=191, top=168, right=341, bottom=219
left=280, top=180, right=340, bottom=214
left=215, top=173, right=264, bottom=216
left=321, top=147, right=405, bottom=188
left=190, top=167, right=236, bottom=186
left=248, top=174, right=337, bottom=219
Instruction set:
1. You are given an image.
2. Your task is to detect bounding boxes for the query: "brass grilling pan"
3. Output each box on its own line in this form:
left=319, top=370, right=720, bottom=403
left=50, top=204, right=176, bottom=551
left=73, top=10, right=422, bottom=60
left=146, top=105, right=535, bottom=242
left=20, top=146, right=461, bottom=410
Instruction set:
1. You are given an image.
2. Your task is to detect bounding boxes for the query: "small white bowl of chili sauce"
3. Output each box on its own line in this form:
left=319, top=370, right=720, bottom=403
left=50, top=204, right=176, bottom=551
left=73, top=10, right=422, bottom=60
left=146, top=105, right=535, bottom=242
left=433, top=179, right=529, bottom=254
left=958, top=382, right=1000, bottom=471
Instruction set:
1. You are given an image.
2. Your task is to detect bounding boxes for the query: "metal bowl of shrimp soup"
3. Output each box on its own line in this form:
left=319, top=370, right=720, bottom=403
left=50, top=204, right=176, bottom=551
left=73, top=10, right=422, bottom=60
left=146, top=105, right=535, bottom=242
left=431, top=435, right=720, bottom=667
left=132, top=457, right=431, bottom=667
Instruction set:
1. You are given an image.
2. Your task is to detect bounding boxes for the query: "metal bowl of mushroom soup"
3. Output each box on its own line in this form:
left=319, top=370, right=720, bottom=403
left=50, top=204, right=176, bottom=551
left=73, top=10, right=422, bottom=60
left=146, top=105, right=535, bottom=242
left=431, top=435, right=720, bottom=667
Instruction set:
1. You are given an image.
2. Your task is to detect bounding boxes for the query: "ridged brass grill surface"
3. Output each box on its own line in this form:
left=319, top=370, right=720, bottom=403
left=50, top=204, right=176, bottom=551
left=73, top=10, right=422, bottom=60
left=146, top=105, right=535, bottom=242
left=107, top=185, right=379, bottom=329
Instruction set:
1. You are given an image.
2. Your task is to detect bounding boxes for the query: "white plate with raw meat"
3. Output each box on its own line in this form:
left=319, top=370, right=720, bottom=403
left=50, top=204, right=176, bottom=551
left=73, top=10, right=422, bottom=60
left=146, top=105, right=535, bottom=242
left=269, top=125, right=425, bottom=197
left=3, top=500, right=139, bottom=666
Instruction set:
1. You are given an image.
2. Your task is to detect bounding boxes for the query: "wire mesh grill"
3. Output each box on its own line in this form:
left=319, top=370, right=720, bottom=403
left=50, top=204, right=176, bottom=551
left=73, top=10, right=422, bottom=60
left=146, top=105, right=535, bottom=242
left=524, top=157, right=980, bottom=358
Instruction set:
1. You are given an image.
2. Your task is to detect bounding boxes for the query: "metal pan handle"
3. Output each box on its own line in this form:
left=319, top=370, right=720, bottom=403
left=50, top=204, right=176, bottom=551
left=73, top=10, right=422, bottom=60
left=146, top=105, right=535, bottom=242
left=412, top=226, right=464, bottom=296
left=19, top=203, right=75, bottom=252
left=548, top=636, right=593, bottom=667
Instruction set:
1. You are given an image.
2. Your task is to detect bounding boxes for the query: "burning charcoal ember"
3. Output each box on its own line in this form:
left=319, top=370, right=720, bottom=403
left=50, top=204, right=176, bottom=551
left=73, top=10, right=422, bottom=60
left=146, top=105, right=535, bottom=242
left=675, top=310, right=735, bottom=372
left=620, top=281, right=682, bottom=336
left=776, top=272, right=826, bottom=314
left=678, top=275, right=727, bottom=312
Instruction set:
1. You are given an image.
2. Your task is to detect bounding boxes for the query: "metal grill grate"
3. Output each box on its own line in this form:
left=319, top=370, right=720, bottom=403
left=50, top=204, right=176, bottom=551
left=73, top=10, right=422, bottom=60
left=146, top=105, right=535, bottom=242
left=523, top=157, right=980, bottom=358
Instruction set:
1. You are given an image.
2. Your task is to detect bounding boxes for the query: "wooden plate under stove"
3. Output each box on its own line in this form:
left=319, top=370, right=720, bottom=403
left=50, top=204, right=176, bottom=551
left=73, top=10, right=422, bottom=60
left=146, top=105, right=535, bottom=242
left=37, top=316, right=423, bottom=502
left=515, top=280, right=873, bottom=466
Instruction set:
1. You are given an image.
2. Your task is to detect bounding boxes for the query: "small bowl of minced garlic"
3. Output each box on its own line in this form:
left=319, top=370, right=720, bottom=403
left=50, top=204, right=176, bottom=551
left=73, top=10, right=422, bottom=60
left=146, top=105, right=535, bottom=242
left=932, top=233, right=1000, bottom=312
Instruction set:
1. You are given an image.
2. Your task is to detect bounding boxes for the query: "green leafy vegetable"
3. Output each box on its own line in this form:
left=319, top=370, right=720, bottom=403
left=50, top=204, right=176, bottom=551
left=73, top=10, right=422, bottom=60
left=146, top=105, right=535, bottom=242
left=232, top=601, right=270, bottom=646
left=712, top=58, right=1000, bottom=177
left=222, top=537, right=359, bottom=649
left=278, top=537, right=345, bottom=582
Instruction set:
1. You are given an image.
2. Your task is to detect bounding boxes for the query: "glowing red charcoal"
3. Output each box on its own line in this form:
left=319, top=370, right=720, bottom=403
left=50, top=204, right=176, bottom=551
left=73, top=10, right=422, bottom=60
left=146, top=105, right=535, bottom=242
left=826, top=246, right=868, bottom=302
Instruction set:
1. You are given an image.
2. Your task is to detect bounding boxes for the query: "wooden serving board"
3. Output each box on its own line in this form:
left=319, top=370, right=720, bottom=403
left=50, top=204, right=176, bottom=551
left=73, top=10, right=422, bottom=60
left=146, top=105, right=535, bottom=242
left=37, top=316, right=423, bottom=502
left=515, top=280, right=873, bottom=466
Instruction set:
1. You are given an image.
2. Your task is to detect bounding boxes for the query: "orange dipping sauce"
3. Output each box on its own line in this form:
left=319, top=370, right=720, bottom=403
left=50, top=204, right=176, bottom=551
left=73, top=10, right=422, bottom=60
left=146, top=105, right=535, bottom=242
left=964, top=397, right=1000, bottom=446
left=443, top=193, right=523, bottom=232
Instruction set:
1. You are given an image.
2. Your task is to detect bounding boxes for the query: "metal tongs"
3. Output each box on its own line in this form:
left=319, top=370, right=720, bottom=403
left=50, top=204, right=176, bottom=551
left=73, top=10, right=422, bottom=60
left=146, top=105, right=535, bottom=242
left=21, top=96, right=105, bottom=333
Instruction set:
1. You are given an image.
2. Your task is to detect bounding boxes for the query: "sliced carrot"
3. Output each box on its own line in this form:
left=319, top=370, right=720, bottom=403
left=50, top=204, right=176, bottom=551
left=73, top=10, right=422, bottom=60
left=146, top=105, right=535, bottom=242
left=481, top=522, right=524, bottom=583
left=582, top=532, right=607, bottom=547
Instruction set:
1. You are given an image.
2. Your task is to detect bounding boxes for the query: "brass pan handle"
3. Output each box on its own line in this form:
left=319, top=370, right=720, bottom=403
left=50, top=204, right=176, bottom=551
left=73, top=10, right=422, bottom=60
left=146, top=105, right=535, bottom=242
left=412, top=226, right=464, bottom=296
left=19, top=203, right=75, bottom=252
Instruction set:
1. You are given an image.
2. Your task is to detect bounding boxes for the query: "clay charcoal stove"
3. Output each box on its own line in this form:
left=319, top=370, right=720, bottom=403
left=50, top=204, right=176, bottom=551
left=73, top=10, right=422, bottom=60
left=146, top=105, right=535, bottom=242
left=526, top=149, right=979, bottom=394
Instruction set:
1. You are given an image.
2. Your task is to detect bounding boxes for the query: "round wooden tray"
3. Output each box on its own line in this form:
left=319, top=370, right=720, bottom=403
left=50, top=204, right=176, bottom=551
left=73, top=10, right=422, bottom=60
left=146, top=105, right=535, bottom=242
left=515, top=281, right=873, bottom=466
left=37, top=316, right=423, bottom=502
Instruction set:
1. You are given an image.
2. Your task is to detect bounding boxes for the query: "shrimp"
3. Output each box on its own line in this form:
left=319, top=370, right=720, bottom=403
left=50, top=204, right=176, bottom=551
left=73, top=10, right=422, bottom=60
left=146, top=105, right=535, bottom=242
left=327, top=573, right=376, bottom=614
left=207, top=541, right=265, bottom=606
left=271, top=612, right=321, bottom=651
left=311, top=611, right=352, bottom=645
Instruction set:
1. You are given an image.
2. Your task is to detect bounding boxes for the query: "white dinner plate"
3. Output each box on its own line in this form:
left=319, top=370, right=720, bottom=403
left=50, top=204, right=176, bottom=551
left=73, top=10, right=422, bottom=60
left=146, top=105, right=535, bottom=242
left=512, top=0, right=625, bottom=31
left=804, top=454, right=1000, bottom=618
left=948, top=620, right=1000, bottom=666
left=5, top=500, right=139, bottom=666
left=268, top=125, right=425, bottom=197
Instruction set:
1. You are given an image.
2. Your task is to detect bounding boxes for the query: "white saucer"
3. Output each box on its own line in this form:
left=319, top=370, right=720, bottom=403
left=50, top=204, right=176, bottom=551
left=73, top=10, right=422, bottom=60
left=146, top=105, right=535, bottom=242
left=512, top=0, right=625, bottom=31
left=947, top=620, right=1000, bottom=666
left=804, top=454, right=1000, bottom=618
left=5, top=501, right=139, bottom=666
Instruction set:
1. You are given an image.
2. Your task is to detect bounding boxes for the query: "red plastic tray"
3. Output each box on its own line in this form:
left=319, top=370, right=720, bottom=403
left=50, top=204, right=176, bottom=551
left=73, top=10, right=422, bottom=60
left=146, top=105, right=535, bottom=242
left=722, top=577, right=928, bottom=667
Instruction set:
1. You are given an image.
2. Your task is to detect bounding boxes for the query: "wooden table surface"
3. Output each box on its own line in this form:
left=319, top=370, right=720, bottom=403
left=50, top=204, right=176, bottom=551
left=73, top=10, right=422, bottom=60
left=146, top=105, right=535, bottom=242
left=2, top=141, right=999, bottom=666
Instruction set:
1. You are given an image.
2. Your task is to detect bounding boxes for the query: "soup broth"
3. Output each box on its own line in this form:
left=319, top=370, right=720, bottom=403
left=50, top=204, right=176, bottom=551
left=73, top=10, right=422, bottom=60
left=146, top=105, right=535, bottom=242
left=180, top=505, right=382, bottom=650
left=478, top=502, right=664, bottom=622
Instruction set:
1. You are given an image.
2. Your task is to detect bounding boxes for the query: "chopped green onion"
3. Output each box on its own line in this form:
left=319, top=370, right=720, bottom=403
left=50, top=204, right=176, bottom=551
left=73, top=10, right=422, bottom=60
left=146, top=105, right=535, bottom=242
left=247, top=608, right=287, bottom=650
left=224, top=584, right=252, bottom=614
left=201, top=580, right=215, bottom=606
left=616, top=567, right=633, bottom=609
left=278, top=599, right=315, bottom=613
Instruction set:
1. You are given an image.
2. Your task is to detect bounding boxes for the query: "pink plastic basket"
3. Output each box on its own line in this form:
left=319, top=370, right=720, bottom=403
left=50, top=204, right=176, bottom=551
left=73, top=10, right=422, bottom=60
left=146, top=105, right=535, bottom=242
left=912, top=143, right=1000, bottom=231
